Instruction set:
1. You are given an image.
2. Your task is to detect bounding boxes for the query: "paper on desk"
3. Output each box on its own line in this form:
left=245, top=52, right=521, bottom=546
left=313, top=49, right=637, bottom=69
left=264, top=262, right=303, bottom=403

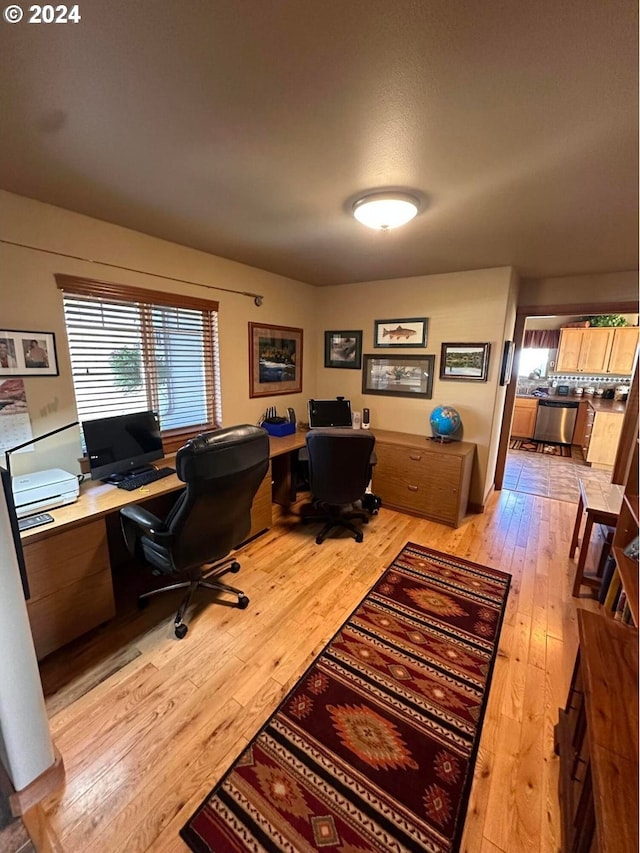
left=0, top=379, right=33, bottom=455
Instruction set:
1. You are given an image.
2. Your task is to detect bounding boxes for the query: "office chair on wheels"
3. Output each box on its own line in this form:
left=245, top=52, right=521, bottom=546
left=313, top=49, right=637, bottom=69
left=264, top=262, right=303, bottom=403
left=120, top=424, right=269, bottom=639
left=301, top=428, right=376, bottom=544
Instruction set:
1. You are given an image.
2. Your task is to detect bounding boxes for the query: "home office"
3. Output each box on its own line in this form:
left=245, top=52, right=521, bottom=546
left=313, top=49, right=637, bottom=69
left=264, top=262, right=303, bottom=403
left=0, top=2, right=638, bottom=851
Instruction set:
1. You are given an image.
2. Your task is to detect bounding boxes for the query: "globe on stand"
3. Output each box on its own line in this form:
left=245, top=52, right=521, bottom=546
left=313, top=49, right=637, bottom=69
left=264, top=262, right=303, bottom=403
left=429, top=405, right=462, bottom=442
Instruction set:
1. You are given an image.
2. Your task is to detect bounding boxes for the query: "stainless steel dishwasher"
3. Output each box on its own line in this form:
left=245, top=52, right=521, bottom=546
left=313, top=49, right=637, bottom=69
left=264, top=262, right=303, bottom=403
left=533, top=399, right=579, bottom=444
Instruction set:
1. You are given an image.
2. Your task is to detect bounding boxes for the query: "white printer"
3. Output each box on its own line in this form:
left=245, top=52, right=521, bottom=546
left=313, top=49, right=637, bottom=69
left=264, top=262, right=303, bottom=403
left=12, top=468, right=79, bottom=518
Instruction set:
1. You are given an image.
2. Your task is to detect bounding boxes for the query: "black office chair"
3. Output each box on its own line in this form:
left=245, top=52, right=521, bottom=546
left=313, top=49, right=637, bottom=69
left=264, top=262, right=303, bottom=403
left=301, top=428, right=376, bottom=544
left=120, top=424, right=269, bottom=639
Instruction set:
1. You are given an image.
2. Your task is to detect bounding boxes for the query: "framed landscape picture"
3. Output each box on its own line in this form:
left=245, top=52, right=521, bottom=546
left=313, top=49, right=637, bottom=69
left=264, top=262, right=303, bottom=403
left=0, top=329, right=59, bottom=377
left=374, top=317, right=428, bottom=348
left=249, top=323, right=303, bottom=397
left=324, top=330, right=362, bottom=369
left=440, top=342, right=490, bottom=381
left=362, top=354, right=435, bottom=398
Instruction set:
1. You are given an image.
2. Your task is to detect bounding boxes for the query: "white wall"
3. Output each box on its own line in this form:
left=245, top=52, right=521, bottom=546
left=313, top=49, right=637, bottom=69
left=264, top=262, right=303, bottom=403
left=0, top=191, right=317, bottom=476
left=314, top=266, right=517, bottom=505
left=519, top=271, right=638, bottom=306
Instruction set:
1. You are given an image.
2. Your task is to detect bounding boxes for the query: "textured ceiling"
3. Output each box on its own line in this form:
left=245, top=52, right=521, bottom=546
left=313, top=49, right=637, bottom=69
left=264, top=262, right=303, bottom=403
left=0, top=0, right=637, bottom=285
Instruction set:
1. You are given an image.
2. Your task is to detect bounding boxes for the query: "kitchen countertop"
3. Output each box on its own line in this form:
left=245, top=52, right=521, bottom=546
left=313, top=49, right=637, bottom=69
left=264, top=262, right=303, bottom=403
left=516, top=394, right=627, bottom=414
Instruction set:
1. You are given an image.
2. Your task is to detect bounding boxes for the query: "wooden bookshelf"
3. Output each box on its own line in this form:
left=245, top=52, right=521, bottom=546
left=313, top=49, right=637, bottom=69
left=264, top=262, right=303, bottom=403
left=556, top=610, right=639, bottom=852
left=612, top=546, right=639, bottom=625
left=606, top=438, right=639, bottom=625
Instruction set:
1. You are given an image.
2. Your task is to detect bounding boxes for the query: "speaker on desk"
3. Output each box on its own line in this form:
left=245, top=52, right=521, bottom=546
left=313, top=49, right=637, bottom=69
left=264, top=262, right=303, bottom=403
left=362, top=408, right=371, bottom=429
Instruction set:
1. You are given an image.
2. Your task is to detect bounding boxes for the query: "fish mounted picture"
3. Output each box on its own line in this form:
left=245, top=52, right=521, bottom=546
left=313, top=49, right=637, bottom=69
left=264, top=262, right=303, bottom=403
left=373, top=317, right=428, bottom=348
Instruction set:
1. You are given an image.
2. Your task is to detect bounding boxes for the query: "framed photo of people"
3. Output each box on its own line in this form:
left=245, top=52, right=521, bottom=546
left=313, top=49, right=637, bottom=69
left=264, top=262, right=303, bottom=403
left=0, top=330, right=59, bottom=377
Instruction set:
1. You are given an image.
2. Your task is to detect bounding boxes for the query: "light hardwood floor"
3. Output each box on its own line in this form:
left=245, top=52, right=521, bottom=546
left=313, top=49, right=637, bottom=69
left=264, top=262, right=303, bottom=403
left=28, top=488, right=604, bottom=852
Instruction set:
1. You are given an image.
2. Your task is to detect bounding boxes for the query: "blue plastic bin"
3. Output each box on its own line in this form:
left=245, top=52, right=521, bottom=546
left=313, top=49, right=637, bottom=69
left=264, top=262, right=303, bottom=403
left=262, top=421, right=296, bottom=437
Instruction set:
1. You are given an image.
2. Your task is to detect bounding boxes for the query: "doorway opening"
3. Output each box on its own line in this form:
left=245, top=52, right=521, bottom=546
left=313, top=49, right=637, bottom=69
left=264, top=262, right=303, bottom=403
left=496, top=303, right=638, bottom=502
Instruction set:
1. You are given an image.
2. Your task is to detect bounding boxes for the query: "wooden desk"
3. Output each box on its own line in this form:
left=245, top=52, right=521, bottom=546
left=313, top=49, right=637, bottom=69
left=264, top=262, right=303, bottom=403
left=268, top=431, right=307, bottom=504
left=20, top=432, right=307, bottom=660
left=570, top=480, right=624, bottom=596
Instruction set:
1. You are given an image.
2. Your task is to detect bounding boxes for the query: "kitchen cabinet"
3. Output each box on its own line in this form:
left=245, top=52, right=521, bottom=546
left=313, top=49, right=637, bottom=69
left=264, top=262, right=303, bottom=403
left=573, top=400, right=595, bottom=455
left=371, top=429, right=475, bottom=527
left=556, top=328, right=615, bottom=373
left=587, top=411, right=624, bottom=468
left=511, top=397, right=538, bottom=439
left=556, top=326, right=638, bottom=375
left=607, top=326, right=639, bottom=375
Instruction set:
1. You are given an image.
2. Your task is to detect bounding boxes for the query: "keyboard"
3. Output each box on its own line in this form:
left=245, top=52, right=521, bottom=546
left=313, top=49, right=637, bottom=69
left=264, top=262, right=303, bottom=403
left=18, top=512, right=54, bottom=531
left=116, top=467, right=176, bottom=491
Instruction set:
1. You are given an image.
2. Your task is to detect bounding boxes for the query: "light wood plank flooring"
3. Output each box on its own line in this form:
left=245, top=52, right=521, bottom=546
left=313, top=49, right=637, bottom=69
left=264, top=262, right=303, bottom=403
left=23, top=488, right=605, bottom=852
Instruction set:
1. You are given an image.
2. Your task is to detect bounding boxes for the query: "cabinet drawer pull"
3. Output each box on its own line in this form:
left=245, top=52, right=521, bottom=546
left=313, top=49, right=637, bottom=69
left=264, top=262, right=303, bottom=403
left=409, top=454, right=422, bottom=461
left=407, top=485, right=419, bottom=492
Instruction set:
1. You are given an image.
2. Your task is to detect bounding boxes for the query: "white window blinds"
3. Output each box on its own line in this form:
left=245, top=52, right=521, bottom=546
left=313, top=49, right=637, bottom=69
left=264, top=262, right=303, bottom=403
left=56, top=276, right=222, bottom=450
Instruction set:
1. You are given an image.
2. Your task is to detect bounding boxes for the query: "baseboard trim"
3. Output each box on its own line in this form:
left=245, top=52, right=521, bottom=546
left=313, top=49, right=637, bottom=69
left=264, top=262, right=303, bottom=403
left=4, top=746, right=65, bottom=817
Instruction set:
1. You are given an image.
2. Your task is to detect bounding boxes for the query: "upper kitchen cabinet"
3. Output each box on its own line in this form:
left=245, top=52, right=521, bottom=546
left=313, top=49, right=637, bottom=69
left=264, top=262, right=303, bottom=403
left=555, top=327, right=638, bottom=375
left=608, top=326, right=640, bottom=375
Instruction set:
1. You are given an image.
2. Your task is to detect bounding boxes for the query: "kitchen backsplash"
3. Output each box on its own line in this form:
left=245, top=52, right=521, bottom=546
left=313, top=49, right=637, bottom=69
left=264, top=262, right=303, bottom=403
left=517, top=374, right=632, bottom=396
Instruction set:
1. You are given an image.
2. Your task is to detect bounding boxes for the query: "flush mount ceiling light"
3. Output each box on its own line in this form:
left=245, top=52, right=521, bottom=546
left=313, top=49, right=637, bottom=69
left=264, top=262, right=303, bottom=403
left=352, top=192, right=419, bottom=231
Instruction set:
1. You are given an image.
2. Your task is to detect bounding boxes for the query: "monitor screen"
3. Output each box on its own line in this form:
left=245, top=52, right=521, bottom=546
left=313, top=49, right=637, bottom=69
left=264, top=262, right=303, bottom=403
left=83, top=410, right=164, bottom=481
left=308, top=398, right=352, bottom=428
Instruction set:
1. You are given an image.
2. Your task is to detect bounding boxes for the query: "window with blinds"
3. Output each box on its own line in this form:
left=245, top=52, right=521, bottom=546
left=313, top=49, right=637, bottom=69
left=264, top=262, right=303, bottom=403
left=55, top=275, right=221, bottom=451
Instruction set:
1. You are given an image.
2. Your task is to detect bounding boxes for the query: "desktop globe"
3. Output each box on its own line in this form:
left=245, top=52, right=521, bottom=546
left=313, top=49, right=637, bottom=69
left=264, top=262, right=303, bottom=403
left=429, top=405, right=462, bottom=442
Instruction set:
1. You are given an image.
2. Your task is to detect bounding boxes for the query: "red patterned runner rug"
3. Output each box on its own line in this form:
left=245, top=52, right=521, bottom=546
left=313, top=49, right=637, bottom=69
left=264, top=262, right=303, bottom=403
left=181, top=542, right=510, bottom=853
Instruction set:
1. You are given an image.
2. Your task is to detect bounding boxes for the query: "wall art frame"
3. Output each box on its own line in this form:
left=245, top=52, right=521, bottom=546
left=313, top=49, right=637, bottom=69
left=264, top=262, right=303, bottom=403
left=324, top=330, right=362, bottom=369
left=373, top=317, right=428, bottom=348
left=499, top=340, right=515, bottom=386
left=249, top=322, right=303, bottom=398
left=440, top=342, right=491, bottom=382
left=362, top=353, right=435, bottom=398
left=0, top=329, right=59, bottom=377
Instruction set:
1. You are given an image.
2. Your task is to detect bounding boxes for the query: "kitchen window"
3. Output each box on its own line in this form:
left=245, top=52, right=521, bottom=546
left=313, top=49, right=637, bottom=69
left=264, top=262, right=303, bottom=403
left=519, top=347, right=551, bottom=379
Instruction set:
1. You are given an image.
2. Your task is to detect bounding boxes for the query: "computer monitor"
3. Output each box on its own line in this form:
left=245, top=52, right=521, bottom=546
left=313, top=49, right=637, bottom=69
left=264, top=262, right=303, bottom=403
left=83, top=410, right=164, bottom=482
left=308, top=398, right=352, bottom=428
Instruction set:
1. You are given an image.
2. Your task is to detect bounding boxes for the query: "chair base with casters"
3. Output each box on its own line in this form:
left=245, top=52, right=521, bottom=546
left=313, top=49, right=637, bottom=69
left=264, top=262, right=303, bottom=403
left=138, top=556, right=249, bottom=639
left=300, top=500, right=370, bottom=544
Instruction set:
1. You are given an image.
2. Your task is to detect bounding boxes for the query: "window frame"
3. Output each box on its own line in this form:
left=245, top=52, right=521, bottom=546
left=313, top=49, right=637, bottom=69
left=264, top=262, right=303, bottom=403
left=55, top=274, right=221, bottom=454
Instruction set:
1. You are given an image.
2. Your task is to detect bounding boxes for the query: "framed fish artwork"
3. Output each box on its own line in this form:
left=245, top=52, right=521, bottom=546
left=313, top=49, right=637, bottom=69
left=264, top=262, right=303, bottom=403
left=373, top=317, right=428, bottom=348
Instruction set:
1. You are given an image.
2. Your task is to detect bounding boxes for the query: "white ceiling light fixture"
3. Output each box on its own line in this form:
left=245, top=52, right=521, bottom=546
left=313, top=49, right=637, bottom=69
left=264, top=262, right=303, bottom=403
left=353, top=192, right=420, bottom=231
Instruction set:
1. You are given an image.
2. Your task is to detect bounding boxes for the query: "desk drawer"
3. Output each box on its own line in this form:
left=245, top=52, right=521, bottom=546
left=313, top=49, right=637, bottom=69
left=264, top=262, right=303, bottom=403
left=23, top=519, right=115, bottom=659
left=373, top=444, right=464, bottom=525
left=23, top=519, right=111, bottom=599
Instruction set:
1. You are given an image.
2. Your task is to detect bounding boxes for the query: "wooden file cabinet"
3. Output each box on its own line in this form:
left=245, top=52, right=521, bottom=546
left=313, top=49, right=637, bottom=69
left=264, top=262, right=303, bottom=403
left=372, top=429, right=475, bottom=527
left=23, top=519, right=116, bottom=660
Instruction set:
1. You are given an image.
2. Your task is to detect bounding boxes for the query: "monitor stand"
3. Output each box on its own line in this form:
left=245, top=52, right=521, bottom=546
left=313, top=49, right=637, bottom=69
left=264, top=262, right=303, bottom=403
left=102, top=465, right=155, bottom=485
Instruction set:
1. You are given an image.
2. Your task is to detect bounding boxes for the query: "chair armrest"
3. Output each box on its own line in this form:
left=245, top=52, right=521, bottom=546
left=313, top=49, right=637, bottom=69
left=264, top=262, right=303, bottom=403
left=120, top=504, right=166, bottom=535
